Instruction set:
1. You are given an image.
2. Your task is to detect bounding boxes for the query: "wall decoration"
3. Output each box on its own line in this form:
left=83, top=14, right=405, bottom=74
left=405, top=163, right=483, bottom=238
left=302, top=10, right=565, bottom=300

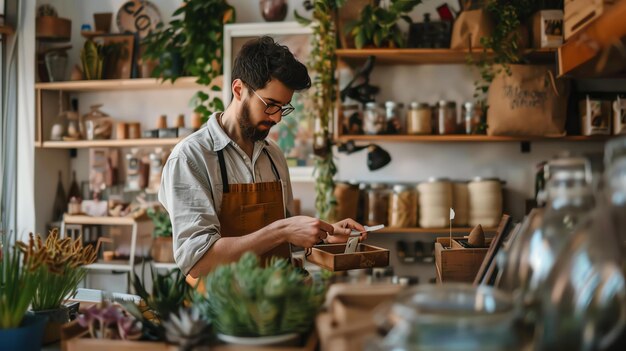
left=116, top=0, right=162, bottom=39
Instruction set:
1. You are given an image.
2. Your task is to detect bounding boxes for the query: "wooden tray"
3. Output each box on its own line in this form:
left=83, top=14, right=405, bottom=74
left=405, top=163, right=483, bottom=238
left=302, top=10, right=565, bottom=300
left=306, top=243, right=390, bottom=271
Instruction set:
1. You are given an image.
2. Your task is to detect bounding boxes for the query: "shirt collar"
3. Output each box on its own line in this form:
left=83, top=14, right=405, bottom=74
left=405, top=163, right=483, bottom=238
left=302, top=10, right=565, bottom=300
left=207, top=112, right=268, bottom=151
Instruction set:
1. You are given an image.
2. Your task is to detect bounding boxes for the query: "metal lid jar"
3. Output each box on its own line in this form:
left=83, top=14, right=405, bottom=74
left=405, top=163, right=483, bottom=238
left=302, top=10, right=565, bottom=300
left=389, top=184, right=418, bottom=228
left=364, top=183, right=390, bottom=226
left=436, top=100, right=458, bottom=135
left=363, top=102, right=386, bottom=135
left=407, top=102, right=432, bottom=135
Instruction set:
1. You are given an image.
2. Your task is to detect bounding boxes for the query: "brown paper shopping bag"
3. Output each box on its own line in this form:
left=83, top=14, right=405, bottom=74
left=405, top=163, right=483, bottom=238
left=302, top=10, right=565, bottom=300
left=487, top=64, right=569, bottom=136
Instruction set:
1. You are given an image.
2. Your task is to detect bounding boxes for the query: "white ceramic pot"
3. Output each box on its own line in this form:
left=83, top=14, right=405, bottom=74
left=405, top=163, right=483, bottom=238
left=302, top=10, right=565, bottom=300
left=418, top=178, right=452, bottom=228
left=468, top=178, right=502, bottom=227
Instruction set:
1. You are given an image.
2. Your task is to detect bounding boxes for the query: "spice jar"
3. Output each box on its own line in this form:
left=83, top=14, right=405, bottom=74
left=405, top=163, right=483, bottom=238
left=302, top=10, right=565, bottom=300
left=462, top=102, right=481, bottom=135
left=407, top=102, right=432, bottom=135
left=436, top=100, right=458, bottom=135
left=468, top=177, right=503, bottom=227
left=418, top=178, right=452, bottom=228
left=385, top=101, right=404, bottom=134
left=334, top=181, right=360, bottom=222
left=364, top=183, right=390, bottom=226
left=363, top=102, right=386, bottom=135
left=389, top=184, right=418, bottom=228
left=452, top=181, right=469, bottom=226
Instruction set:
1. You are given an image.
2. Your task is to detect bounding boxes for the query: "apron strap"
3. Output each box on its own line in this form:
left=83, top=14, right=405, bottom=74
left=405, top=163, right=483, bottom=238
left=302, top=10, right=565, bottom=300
left=263, top=147, right=281, bottom=181
left=216, top=149, right=230, bottom=193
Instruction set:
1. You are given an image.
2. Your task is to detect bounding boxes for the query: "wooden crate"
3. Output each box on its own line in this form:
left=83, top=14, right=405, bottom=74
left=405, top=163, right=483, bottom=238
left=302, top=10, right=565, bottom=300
left=307, top=244, right=390, bottom=271
left=564, top=0, right=615, bottom=39
left=434, top=237, right=491, bottom=283
left=61, top=320, right=318, bottom=351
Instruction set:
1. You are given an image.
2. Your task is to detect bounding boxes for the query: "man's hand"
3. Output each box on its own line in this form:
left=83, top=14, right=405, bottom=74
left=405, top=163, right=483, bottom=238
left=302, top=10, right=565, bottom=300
left=275, top=216, right=335, bottom=248
left=327, top=218, right=367, bottom=244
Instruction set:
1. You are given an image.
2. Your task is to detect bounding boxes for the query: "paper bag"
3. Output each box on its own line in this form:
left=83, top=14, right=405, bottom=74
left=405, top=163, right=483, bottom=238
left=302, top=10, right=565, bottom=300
left=487, top=64, right=569, bottom=136
left=450, top=9, right=493, bottom=49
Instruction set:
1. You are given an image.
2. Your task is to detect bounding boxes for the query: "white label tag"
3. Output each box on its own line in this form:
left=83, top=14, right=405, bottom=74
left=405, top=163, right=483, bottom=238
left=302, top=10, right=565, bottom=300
left=344, top=237, right=359, bottom=254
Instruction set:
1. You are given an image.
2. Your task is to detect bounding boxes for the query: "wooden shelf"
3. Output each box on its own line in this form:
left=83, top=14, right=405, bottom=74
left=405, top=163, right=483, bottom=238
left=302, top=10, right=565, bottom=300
left=335, top=134, right=611, bottom=143
left=39, top=138, right=181, bottom=149
left=63, top=214, right=148, bottom=226
left=336, top=48, right=556, bottom=65
left=558, top=0, right=626, bottom=77
left=152, top=262, right=178, bottom=271
left=0, top=25, right=14, bottom=35
left=35, top=76, right=221, bottom=92
left=374, top=227, right=497, bottom=234
left=86, top=260, right=135, bottom=271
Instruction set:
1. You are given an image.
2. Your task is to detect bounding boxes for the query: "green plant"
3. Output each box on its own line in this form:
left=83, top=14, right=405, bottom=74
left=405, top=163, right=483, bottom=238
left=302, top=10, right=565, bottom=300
left=344, top=0, right=421, bottom=49
left=0, top=233, right=40, bottom=329
left=142, top=0, right=235, bottom=122
left=196, top=252, right=326, bottom=337
left=81, top=40, right=103, bottom=80
left=295, top=0, right=344, bottom=220
left=163, top=307, right=211, bottom=351
left=147, top=207, right=172, bottom=238
left=17, top=230, right=98, bottom=312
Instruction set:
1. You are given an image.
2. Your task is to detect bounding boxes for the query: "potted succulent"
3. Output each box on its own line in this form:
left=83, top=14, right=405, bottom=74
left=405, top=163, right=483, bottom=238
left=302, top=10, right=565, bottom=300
left=344, top=0, right=422, bottom=49
left=147, top=207, right=174, bottom=263
left=142, top=0, right=236, bottom=122
left=0, top=233, right=47, bottom=351
left=18, top=229, right=99, bottom=344
left=195, top=252, right=326, bottom=346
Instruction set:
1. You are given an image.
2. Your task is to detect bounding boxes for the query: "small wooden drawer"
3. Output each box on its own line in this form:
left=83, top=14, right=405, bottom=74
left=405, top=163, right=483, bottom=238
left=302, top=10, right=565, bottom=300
left=434, top=237, right=491, bottom=283
left=306, top=244, right=390, bottom=271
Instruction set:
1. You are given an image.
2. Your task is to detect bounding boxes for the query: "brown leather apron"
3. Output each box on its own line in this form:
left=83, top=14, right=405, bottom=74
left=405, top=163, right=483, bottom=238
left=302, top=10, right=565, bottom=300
left=186, top=146, right=291, bottom=289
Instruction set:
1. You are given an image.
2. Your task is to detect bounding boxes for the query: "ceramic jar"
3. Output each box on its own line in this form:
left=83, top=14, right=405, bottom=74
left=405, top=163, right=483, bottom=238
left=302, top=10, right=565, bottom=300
left=468, top=177, right=503, bottom=227
left=452, top=181, right=469, bottom=226
left=418, top=178, right=453, bottom=228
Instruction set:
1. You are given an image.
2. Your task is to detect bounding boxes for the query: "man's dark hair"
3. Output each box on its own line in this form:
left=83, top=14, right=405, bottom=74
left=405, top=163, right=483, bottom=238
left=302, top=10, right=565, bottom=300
left=232, top=36, right=311, bottom=92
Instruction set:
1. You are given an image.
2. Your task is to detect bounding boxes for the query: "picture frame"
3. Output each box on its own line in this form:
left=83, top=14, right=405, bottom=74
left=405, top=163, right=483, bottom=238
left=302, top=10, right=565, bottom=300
left=93, top=33, right=136, bottom=79
left=223, top=22, right=315, bottom=180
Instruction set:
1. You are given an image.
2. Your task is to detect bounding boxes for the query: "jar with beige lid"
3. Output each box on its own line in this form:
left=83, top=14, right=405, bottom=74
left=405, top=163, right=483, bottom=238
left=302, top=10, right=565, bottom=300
left=389, top=184, right=418, bottom=227
left=417, top=178, right=453, bottom=228
left=468, top=177, right=503, bottom=227
left=452, top=181, right=469, bottom=226
left=364, top=183, right=390, bottom=226
left=407, top=102, right=432, bottom=134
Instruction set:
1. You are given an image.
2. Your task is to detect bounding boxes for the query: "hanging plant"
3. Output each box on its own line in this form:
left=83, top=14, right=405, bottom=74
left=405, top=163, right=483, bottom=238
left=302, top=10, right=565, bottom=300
left=142, top=0, right=236, bottom=122
left=295, top=0, right=344, bottom=220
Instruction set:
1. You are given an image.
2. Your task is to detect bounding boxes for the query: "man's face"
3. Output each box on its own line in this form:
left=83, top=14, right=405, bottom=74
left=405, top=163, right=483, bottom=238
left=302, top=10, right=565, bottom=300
left=238, top=79, right=294, bottom=143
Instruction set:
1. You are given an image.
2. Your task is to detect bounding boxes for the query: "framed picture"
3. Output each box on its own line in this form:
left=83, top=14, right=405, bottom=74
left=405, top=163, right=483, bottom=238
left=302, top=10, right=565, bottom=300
left=94, top=34, right=136, bottom=79
left=223, top=22, right=315, bottom=179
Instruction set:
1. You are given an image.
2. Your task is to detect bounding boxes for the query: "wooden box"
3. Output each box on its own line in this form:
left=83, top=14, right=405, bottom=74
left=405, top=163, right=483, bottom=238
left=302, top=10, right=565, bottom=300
left=564, top=0, right=615, bottom=39
left=434, top=237, right=491, bottom=283
left=61, top=320, right=318, bottom=351
left=306, top=244, right=390, bottom=271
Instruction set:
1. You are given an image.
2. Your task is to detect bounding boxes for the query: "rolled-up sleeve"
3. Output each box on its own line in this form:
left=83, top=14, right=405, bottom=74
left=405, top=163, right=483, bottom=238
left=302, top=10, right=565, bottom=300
left=158, top=155, right=221, bottom=274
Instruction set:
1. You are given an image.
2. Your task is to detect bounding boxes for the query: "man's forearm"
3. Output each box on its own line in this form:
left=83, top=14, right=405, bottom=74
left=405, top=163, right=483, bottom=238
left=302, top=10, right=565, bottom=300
left=187, top=222, right=285, bottom=278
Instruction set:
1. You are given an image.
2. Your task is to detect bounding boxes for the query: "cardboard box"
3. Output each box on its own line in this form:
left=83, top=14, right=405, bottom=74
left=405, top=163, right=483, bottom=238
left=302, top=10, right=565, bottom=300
left=565, top=0, right=615, bottom=39
left=434, top=237, right=492, bottom=283
left=532, top=10, right=564, bottom=48
left=306, top=243, right=389, bottom=272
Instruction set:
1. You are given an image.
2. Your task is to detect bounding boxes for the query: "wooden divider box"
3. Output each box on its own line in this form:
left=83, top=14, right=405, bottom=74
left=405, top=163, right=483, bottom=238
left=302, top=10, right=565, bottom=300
left=306, top=244, right=390, bottom=272
left=434, top=237, right=492, bottom=283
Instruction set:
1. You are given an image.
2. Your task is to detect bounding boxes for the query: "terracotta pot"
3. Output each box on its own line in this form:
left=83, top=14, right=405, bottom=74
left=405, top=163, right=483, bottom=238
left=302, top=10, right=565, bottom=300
left=151, top=236, right=174, bottom=263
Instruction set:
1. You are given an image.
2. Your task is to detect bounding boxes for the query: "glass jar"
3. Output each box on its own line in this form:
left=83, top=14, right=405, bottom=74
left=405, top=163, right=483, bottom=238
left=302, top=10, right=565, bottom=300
left=384, top=101, right=404, bottom=134
left=82, top=104, right=113, bottom=140
left=437, top=100, right=458, bottom=135
left=389, top=184, right=418, bottom=228
left=407, top=102, right=432, bottom=135
left=341, top=104, right=363, bottom=135
left=363, top=102, right=386, bottom=135
left=462, top=101, right=482, bottom=134
left=417, top=178, right=452, bottom=228
left=334, top=181, right=360, bottom=222
left=468, top=177, right=503, bottom=227
left=372, top=284, right=520, bottom=351
left=364, top=183, right=390, bottom=226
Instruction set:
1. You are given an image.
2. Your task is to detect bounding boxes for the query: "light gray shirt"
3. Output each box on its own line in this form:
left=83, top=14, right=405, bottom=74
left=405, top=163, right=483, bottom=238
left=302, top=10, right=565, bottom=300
left=158, top=113, right=294, bottom=274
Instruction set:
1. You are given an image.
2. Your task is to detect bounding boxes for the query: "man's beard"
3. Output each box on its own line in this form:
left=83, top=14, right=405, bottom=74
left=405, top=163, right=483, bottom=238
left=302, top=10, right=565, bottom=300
left=239, top=100, right=276, bottom=142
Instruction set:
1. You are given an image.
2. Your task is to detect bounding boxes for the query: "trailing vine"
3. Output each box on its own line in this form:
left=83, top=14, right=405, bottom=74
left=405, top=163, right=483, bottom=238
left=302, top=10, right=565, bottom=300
left=295, top=0, right=344, bottom=221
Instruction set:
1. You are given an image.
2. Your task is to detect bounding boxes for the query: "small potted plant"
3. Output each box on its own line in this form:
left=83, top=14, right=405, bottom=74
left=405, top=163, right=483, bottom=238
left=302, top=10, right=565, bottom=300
left=147, top=206, right=174, bottom=263
left=195, top=252, right=327, bottom=346
left=0, top=233, right=47, bottom=351
left=18, top=229, right=99, bottom=344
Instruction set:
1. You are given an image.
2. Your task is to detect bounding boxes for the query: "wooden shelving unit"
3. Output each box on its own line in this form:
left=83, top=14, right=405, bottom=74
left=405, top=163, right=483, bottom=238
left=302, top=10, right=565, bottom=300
left=373, top=227, right=497, bottom=234
left=34, top=76, right=213, bottom=92
left=63, top=214, right=149, bottom=226
left=336, top=48, right=556, bottom=65
left=558, top=0, right=626, bottom=76
left=335, top=134, right=611, bottom=143
left=39, top=138, right=182, bottom=149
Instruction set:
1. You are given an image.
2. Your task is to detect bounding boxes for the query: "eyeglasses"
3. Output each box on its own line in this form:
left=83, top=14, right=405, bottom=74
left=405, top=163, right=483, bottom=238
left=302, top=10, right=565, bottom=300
left=249, top=87, right=295, bottom=117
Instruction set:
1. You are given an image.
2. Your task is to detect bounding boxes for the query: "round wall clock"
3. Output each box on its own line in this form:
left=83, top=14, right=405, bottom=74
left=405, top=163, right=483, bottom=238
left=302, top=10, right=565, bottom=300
left=116, top=0, right=162, bottom=38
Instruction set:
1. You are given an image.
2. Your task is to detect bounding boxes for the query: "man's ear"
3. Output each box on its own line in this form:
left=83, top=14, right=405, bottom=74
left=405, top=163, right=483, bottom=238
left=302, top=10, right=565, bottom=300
left=232, top=79, right=244, bottom=101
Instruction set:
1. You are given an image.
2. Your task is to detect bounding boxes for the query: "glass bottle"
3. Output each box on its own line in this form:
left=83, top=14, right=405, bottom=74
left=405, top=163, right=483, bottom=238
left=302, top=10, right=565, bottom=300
left=363, top=102, right=386, bottom=135
left=501, top=158, right=595, bottom=321
left=536, top=137, right=626, bottom=351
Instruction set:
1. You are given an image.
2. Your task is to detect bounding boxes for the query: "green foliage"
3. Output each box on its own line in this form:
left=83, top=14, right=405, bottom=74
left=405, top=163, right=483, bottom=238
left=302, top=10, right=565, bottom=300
left=81, top=40, right=103, bottom=80
left=345, top=0, right=421, bottom=49
left=142, top=0, right=235, bottom=121
left=196, top=252, right=326, bottom=337
left=147, top=207, right=172, bottom=238
left=0, top=235, right=39, bottom=329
